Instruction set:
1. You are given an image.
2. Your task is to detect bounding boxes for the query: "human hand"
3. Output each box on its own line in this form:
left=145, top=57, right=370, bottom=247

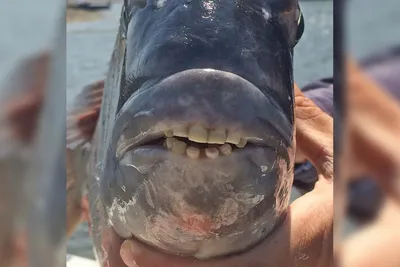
left=337, top=60, right=400, bottom=267
left=117, top=84, right=334, bottom=267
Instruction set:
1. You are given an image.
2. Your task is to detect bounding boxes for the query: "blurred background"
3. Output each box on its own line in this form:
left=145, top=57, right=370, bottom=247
left=346, top=0, right=400, bottom=60
left=0, top=1, right=65, bottom=267
left=343, top=0, right=400, bottom=231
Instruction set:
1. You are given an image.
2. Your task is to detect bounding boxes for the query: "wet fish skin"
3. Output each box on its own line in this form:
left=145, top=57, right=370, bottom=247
left=121, top=0, right=298, bottom=118
left=70, top=0, right=304, bottom=262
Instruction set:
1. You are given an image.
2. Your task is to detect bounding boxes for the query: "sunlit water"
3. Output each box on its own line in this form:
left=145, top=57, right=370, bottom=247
left=66, top=2, right=333, bottom=259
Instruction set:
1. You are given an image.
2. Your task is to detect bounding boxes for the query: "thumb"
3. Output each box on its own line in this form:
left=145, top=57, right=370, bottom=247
left=120, top=239, right=203, bottom=267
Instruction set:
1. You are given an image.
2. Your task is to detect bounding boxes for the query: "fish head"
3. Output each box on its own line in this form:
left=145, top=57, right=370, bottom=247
left=101, top=0, right=303, bottom=259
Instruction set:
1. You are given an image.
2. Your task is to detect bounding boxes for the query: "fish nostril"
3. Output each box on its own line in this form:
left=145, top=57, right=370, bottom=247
left=147, top=0, right=165, bottom=8
left=130, top=0, right=147, bottom=9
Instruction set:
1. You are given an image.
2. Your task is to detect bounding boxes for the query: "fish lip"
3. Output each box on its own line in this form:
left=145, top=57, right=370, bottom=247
left=115, top=122, right=275, bottom=160
left=114, top=68, right=293, bottom=159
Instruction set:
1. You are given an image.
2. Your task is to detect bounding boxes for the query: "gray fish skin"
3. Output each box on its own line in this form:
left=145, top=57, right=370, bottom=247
left=81, top=0, right=302, bottom=262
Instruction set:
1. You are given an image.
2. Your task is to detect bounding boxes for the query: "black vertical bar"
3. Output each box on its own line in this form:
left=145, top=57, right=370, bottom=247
left=333, top=0, right=345, bottom=157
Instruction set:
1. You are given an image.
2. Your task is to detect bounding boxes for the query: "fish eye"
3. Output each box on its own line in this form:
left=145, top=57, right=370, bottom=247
left=279, top=3, right=305, bottom=48
left=293, top=7, right=304, bottom=47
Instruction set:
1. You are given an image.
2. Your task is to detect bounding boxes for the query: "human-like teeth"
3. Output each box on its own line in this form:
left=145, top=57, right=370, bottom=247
left=172, top=125, right=188, bottom=137
left=188, top=124, right=208, bottom=143
left=186, top=146, right=200, bottom=159
left=207, top=128, right=226, bottom=144
left=165, top=137, right=176, bottom=149
left=171, top=139, right=187, bottom=154
left=236, top=138, right=247, bottom=148
left=226, top=131, right=241, bottom=145
left=164, top=129, right=174, bottom=138
left=219, top=144, right=232, bottom=156
left=205, top=147, right=219, bottom=159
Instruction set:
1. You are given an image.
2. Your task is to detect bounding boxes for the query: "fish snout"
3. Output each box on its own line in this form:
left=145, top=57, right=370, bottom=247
left=101, top=68, right=295, bottom=259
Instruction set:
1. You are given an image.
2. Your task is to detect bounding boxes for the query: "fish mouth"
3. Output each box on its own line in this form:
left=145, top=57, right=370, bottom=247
left=114, top=68, right=293, bottom=160
left=117, top=123, right=273, bottom=161
left=104, top=69, right=294, bottom=259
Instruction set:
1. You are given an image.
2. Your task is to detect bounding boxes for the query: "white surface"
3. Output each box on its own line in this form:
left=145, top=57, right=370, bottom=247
left=67, top=254, right=99, bottom=267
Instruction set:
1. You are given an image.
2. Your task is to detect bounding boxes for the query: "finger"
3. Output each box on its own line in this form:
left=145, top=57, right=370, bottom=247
left=119, top=242, right=276, bottom=267
left=102, top=228, right=129, bottom=267
left=294, top=84, right=334, bottom=181
left=293, top=85, right=334, bottom=263
left=120, top=239, right=211, bottom=267
left=120, top=237, right=272, bottom=267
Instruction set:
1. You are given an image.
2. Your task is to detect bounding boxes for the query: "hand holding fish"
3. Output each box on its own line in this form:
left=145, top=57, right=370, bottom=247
left=118, top=84, right=334, bottom=267
left=65, top=2, right=321, bottom=266
left=337, top=60, right=400, bottom=267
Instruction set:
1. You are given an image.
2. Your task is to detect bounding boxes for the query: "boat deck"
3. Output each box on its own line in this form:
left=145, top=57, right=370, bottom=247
left=67, top=254, right=99, bottom=267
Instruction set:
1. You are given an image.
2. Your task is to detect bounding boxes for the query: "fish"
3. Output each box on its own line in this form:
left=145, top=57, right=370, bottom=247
left=67, top=0, right=305, bottom=263
left=0, top=3, right=67, bottom=267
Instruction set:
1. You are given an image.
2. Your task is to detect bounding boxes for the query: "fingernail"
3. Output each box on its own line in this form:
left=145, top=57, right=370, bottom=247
left=120, top=240, right=139, bottom=267
left=122, top=240, right=137, bottom=252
